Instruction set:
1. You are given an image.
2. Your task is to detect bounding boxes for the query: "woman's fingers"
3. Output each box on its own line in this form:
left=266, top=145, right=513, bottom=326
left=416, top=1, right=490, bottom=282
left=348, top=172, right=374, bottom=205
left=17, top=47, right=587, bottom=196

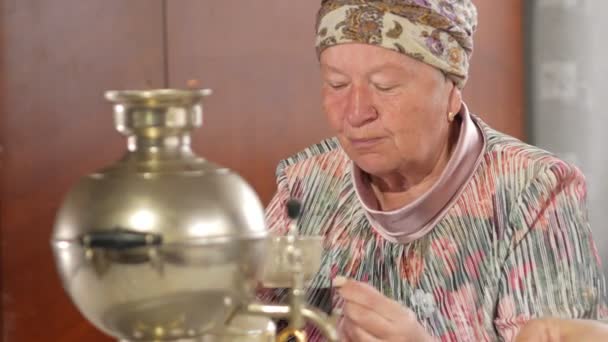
left=340, top=316, right=382, bottom=342
left=336, top=276, right=408, bottom=322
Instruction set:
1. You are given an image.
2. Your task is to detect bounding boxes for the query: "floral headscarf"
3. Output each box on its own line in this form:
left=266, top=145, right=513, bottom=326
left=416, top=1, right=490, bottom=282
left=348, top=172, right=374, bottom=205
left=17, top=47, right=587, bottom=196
left=315, top=0, right=478, bottom=88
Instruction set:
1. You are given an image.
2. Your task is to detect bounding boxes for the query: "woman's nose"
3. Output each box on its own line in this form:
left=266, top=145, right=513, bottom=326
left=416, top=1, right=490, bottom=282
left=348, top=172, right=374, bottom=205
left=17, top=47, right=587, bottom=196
left=345, top=85, right=377, bottom=127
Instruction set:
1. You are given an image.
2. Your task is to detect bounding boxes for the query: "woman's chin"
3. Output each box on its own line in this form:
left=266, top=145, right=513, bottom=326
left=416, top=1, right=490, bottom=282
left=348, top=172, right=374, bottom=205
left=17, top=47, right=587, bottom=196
left=352, top=156, right=395, bottom=176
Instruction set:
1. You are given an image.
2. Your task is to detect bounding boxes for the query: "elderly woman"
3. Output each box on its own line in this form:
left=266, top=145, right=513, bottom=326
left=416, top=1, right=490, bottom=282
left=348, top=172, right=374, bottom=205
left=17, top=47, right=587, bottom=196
left=261, top=0, right=606, bottom=341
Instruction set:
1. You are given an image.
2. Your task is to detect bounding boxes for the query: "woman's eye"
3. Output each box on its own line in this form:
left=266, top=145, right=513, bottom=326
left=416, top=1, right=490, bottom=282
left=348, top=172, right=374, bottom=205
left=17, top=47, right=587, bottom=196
left=328, top=82, right=347, bottom=90
left=375, top=84, right=397, bottom=92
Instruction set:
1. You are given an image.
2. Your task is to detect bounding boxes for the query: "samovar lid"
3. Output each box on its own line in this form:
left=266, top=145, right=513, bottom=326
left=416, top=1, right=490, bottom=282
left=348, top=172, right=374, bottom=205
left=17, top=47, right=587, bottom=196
left=105, top=88, right=212, bottom=106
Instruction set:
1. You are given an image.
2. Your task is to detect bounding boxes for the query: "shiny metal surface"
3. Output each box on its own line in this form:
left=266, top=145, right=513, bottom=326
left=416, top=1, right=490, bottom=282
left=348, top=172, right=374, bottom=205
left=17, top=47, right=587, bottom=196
left=51, top=89, right=268, bottom=341
left=201, top=315, right=275, bottom=342
left=261, top=236, right=324, bottom=288
left=53, top=238, right=267, bottom=340
left=242, top=303, right=339, bottom=342
left=244, top=235, right=340, bottom=342
left=54, top=88, right=266, bottom=243
left=53, top=167, right=267, bottom=243
left=51, top=88, right=340, bottom=342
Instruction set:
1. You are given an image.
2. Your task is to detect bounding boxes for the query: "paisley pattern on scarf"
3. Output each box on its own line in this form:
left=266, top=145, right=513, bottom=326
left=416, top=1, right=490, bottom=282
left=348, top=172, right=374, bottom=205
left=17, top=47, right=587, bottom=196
left=316, top=0, right=477, bottom=88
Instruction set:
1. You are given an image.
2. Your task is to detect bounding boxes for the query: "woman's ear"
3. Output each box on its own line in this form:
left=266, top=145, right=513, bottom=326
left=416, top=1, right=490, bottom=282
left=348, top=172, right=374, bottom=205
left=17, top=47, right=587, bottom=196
left=448, top=84, right=463, bottom=114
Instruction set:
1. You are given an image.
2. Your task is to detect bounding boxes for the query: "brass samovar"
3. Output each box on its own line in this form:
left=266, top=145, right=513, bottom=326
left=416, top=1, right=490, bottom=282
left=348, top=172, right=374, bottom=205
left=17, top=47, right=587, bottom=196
left=51, top=88, right=339, bottom=341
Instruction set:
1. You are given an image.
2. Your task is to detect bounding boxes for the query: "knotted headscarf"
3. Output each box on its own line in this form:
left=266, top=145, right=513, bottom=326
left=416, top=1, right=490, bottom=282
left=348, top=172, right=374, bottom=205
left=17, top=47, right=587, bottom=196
left=315, top=0, right=478, bottom=88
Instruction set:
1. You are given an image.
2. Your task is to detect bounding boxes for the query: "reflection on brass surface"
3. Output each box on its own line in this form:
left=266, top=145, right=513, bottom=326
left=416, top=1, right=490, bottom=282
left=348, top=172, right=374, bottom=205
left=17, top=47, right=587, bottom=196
left=51, top=88, right=339, bottom=341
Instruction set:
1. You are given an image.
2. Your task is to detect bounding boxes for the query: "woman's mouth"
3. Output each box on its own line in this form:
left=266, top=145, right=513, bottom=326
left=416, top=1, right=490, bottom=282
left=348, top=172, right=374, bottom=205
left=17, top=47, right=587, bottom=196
left=348, top=137, right=384, bottom=149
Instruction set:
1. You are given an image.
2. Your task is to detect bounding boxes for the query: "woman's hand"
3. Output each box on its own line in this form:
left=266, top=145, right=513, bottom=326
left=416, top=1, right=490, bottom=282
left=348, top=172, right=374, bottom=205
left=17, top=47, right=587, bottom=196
left=515, top=318, right=608, bottom=342
left=334, top=276, right=433, bottom=342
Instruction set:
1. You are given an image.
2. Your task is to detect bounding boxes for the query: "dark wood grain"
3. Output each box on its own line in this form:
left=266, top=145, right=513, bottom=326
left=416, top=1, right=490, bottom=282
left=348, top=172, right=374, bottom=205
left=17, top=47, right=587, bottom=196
left=0, top=1, right=165, bottom=340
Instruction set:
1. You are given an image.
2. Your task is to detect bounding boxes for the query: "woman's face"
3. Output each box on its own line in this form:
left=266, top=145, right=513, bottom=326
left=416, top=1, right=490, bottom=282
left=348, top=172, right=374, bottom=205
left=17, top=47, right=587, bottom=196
left=320, top=43, right=461, bottom=178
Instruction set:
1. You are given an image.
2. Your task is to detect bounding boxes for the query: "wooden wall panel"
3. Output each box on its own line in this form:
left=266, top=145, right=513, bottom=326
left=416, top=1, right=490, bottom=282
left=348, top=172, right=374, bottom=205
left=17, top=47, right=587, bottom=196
left=0, top=1, right=165, bottom=340
left=166, top=1, right=332, bottom=205
left=463, top=0, right=525, bottom=141
left=166, top=0, right=525, bottom=205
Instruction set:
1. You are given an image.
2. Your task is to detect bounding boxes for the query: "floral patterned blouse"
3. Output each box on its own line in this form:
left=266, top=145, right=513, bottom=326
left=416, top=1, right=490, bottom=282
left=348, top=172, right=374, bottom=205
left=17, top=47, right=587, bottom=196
left=261, top=116, right=606, bottom=341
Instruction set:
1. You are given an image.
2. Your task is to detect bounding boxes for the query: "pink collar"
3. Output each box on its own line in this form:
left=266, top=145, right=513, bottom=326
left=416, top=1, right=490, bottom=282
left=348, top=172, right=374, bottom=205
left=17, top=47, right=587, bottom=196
left=351, top=104, right=485, bottom=244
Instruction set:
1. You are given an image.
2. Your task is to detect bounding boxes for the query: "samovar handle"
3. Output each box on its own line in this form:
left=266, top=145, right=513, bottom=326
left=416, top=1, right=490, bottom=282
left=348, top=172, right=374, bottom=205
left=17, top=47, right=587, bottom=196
left=81, top=228, right=162, bottom=250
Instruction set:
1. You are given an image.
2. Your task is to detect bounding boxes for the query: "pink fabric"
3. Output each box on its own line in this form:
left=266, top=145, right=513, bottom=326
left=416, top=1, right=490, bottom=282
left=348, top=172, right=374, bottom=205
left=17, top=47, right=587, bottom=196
left=352, top=104, right=485, bottom=243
